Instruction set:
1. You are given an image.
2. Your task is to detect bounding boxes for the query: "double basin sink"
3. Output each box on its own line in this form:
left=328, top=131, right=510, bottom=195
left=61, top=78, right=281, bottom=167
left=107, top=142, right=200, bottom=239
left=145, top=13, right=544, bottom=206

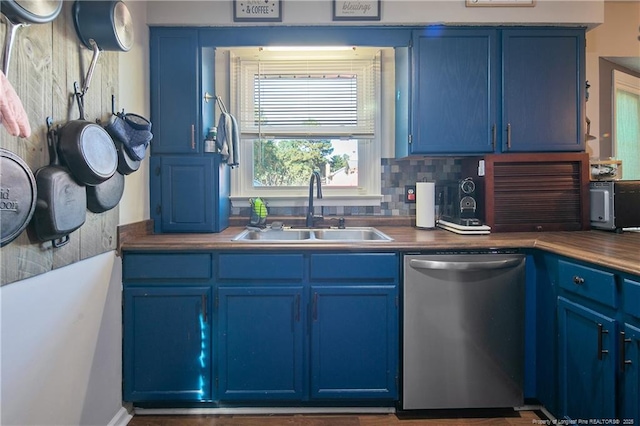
left=232, top=227, right=393, bottom=243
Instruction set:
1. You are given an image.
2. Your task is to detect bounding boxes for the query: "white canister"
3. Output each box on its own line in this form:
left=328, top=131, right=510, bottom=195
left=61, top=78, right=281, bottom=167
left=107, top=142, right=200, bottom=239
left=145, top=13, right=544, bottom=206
left=416, top=181, right=436, bottom=229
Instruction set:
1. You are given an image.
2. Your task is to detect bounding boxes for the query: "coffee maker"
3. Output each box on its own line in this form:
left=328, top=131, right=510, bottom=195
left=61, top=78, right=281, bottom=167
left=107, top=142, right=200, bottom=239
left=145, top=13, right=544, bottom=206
left=437, top=177, right=481, bottom=226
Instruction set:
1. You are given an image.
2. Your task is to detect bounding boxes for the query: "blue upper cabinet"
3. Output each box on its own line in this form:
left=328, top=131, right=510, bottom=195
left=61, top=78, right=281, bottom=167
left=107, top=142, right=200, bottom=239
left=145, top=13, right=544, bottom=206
left=150, top=28, right=200, bottom=154
left=501, top=29, right=585, bottom=152
left=410, top=28, right=498, bottom=155
left=149, top=28, right=230, bottom=234
left=408, top=27, right=584, bottom=155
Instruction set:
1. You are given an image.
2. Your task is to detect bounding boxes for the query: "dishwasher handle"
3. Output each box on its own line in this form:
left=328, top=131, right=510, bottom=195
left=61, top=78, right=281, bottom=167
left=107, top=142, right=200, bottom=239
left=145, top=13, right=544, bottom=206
left=409, top=257, right=523, bottom=271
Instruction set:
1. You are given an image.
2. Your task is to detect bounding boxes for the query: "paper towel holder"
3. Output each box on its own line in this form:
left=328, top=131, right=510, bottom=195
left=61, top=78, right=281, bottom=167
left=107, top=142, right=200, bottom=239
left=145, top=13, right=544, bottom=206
left=415, top=181, right=436, bottom=229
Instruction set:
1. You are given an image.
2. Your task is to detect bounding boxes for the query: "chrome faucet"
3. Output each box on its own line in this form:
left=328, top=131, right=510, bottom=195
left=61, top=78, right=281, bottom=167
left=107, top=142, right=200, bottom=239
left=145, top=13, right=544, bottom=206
left=306, top=171, right=323, bottom=228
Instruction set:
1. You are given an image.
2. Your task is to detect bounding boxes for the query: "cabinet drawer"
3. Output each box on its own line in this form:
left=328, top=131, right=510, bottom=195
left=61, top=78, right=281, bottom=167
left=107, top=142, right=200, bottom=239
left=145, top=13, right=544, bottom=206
left=558, top=259, right=616, bottom=308
left=218, top=254, right=304, bottom=280
left=123, top=252, right=213, bottom=280
left=623, top=278, right=640, bottom=319
left=310, top=253, right=398, bottom=280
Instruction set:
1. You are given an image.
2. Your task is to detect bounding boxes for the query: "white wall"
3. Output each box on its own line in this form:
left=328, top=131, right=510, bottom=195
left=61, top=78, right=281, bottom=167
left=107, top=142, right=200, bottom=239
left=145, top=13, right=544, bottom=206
left=120, top=1, right=151, bottom=226
left=584, top=1, right=640, bottom=159
left=0, top=253, right=126, bottom=426
left=146, top=0, right=603, bottom=27
left=0, top=3, right=148, bottom=426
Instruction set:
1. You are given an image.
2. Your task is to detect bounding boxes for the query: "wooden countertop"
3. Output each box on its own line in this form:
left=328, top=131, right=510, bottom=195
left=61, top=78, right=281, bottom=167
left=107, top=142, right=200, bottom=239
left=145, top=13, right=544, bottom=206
left=119, top=221, right=640, bottom=276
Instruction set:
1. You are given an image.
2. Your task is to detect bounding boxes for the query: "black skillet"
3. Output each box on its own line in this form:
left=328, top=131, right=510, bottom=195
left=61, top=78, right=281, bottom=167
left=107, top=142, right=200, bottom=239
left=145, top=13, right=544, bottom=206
left=31, top=118, right=86, bottom=247
left=86, top=171, right=124, bottom=213
left=115, top=137, right=140, bottom=175
left=57, top=82, right=119, bottom=186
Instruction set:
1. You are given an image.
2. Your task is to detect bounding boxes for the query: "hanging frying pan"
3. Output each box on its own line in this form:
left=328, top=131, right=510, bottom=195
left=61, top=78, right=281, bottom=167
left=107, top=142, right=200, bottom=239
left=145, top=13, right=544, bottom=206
left=86, top=170, right=124, bottom=213
left=114, top=136, right=139, bottom=175
left=1, top=0, right=62, bottom=76
left=31, top=118, right=86, bottom=248
left=0, top=147, right=37, bottom=247
left=57, top=91, right=118, bottom=186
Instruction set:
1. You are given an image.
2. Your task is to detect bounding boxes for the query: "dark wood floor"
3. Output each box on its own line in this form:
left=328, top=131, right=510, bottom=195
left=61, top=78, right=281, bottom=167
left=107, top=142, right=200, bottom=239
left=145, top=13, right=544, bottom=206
left=128, top=410, right=541, bottom=426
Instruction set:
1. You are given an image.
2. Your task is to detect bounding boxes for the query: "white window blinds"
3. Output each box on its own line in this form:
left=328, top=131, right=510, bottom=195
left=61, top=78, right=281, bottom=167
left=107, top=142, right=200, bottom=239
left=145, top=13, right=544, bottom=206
left=237, top=56, right=379, bottom=138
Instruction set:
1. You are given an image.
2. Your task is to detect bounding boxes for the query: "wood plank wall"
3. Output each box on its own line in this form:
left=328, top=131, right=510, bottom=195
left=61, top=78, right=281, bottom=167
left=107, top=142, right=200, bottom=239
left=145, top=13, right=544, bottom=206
left=1, top=2, right=119, bottom=286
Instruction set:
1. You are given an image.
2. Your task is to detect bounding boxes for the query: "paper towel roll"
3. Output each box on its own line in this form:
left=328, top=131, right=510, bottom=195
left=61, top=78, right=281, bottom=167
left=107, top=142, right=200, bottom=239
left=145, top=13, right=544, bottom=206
left=416, top=182, right=435, bottom=229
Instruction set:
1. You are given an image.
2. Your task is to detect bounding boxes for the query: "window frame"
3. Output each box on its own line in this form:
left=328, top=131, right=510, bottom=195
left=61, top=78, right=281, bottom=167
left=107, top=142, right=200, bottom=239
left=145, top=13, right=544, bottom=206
left=201, top=26, right=411, bottom=208
left=226, top=47, right=387, bottom=207
left=612, top=69, right=640, bottom=180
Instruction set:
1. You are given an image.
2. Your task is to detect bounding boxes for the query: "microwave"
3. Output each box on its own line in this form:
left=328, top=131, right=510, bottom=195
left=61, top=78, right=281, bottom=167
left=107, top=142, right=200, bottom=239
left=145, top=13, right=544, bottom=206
left=590, top=180, right=640, bottom=232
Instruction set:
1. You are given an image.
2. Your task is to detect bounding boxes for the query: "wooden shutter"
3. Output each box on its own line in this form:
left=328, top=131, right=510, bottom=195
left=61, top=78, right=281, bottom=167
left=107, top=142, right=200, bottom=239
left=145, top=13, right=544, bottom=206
left=463, top=153, right=590, bottom=232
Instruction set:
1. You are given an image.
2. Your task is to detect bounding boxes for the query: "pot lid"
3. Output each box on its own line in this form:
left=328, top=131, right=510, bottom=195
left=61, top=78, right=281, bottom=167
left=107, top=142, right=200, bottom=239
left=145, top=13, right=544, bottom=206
left=2, top=0, right=62, bottom=23
left=0, top=148, right=37, bottom=247
left=113, top=1, right=133, bottom=51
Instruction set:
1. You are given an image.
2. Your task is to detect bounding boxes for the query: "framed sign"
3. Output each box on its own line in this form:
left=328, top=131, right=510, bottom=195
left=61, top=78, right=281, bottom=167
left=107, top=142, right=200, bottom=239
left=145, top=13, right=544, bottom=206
left=233, top=0, right=282, bottom=22
left=466, top=0, right=535, bottom=6
left=333, top=0, right=381, bottom=21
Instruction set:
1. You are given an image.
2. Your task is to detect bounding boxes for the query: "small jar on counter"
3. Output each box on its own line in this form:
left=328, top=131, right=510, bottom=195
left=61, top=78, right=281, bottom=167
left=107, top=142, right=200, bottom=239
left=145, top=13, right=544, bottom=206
left=204, top=126, right=217, bottom=153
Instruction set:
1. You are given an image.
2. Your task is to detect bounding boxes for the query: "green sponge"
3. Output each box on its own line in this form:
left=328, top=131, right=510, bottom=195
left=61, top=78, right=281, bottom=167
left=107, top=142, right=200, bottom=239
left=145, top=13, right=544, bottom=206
left=252, top=197, right=268, bottom=219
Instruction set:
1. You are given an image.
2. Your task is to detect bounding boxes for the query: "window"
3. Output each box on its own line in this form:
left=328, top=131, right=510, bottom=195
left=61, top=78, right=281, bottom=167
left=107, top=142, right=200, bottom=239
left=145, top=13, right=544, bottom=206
left=612, top=70, right=640, bottom=179
left=223, top=47, right=388, bottom=207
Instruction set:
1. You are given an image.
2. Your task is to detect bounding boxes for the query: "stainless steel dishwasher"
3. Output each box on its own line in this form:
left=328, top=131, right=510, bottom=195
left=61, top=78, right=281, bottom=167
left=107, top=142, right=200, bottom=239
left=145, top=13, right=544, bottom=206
left=402, top=251, right=525, bottom=410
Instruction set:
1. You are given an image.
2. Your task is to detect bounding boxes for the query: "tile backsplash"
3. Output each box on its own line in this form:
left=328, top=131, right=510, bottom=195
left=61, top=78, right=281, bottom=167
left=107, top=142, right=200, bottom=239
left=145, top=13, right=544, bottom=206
left=380, top=157, right=461, bottom=216
left=232, top=157, right=461, bottom=218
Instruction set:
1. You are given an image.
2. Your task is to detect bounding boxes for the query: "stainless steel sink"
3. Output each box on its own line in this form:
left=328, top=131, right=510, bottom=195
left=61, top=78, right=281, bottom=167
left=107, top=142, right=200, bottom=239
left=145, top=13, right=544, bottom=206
left=232, top=227, right=393, bottom=242
left=232, top=229, right=312, bottom=241
left=313, top=228, right=393, bottom=241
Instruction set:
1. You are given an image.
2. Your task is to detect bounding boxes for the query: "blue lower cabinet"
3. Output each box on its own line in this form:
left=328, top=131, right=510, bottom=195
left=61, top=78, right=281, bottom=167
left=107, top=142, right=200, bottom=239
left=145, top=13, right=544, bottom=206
left=217, top=286, right=305, bottom=400
left=151, top=154, right=230, bottom=234
left=557, top=297, right=616, bottom=420
left=621, top=324, right=640, bottom=422
left=123, top=286, right=212, bottom=402
left=310, top=285, right=398, bottom=399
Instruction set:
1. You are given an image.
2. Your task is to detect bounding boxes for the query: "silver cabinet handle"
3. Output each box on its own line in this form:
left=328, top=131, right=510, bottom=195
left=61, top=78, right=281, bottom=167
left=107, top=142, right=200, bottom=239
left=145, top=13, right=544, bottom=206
left=409, top=258, right=523, bottom=271
left=506, top=123, right=512, bottom=150
left=573, top=276, right=585, bottom=285
left=190, top=124, right=195, bottom=150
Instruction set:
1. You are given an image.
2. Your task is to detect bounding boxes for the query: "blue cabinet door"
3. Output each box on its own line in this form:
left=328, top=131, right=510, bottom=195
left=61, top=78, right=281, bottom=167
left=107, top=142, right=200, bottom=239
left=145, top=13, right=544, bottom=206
left=123, top=286, right=212, bottom=402
left=411, top=28, right=497, bottom=155
left=621, top=323, right=640, bottom=423
left=557, top=297, right=616, bottom=420
left=502, top=29, right=584, bottom=152
left=150, top=28, right=200, bottom=154
left=217, top=286, right=305, bottom=401
left=155, top=155, right=229, bottom=233
left=310, top=285, right=398, bottom=400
